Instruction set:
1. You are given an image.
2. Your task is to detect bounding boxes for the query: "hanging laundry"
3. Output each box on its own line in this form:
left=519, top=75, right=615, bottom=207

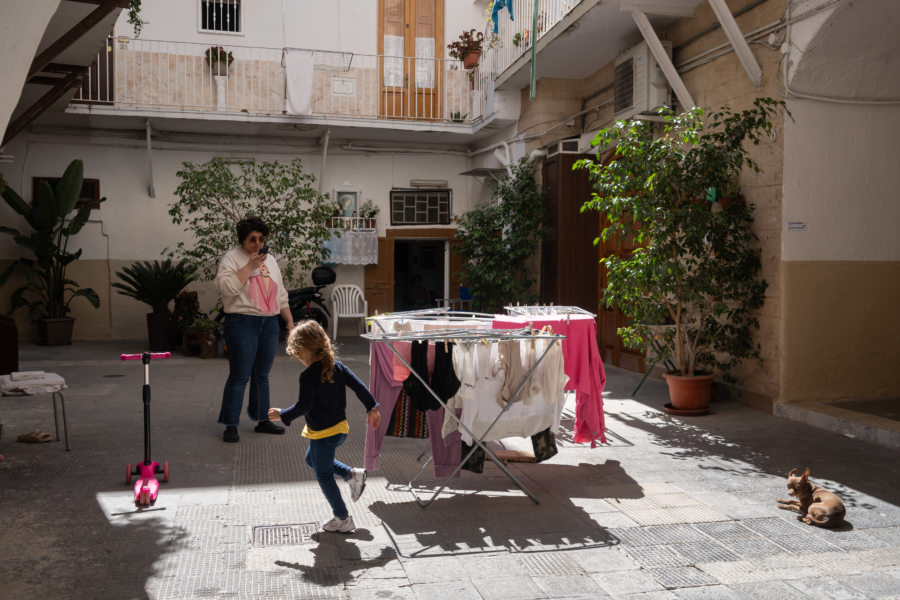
left=386, top=389, right=429, bottom=438
left=530, top=427, right=558, bottom=463
left=431, top=341, right=461, bottom=403
left=404, top=341, right=440, bottom=411
left=491, top=0, right=514, bottom=34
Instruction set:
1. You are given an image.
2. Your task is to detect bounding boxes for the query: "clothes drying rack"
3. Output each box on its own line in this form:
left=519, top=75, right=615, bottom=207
left=505, top=305, right=597, bottom=318
left=363, top=309, right=566, bottom=507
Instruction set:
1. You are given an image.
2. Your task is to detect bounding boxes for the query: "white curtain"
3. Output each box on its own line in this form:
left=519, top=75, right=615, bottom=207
left=324, top=230, right=378, bottom=265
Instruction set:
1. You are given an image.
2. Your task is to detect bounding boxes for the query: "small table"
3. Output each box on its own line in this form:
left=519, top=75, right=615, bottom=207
left=0, top=373, right=70, bottom=451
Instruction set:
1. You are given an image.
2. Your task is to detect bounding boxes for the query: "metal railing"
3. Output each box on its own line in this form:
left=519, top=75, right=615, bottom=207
left=73, top=37, right=488, bottom=124
left=483, top=0, right=581, bottom=77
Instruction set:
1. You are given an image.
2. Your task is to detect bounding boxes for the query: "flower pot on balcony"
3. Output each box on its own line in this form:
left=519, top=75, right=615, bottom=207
left=462, top=51, right=481, bottom=69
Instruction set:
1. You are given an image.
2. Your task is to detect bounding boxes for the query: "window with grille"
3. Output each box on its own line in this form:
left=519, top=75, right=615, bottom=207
left=390, top=189, right=452, bottom=225
left=201, top=0, right=241, bottom=33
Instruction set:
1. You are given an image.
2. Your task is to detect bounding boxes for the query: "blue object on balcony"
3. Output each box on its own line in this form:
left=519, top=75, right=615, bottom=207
left=459, top=286, right=473, bottom=301
left=492, top=0, right=514, bottom=34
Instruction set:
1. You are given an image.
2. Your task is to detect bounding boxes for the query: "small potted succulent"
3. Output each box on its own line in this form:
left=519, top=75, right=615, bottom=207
left=448, top=29, right=484, bottom=69
left=205, top=45, right=234, bottom=76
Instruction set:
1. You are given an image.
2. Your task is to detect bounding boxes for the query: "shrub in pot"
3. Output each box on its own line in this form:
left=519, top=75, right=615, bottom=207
left=577, top=98, right=789, bottom=413
left=112, top=259, right=197, bottom=351
left=0, top=160, right=104, bottom=345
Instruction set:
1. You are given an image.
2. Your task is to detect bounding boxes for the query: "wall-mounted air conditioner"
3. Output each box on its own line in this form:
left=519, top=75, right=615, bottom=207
left=546, top=137, right=581, bottom=158
left=613, top=40, right=672, bottom=121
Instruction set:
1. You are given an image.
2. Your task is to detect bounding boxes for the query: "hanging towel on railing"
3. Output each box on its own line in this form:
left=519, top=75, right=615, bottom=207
left=284, top=49, right=314, bottom=114
left=492, top=0, right=514, bottom=34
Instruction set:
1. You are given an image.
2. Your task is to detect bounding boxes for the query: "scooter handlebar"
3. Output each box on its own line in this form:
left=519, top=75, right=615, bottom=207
left=120, top=352, right=171, bottom=361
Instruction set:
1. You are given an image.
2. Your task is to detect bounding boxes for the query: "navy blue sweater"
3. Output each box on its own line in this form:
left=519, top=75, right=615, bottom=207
left=279, top=360, right=377, bottom=431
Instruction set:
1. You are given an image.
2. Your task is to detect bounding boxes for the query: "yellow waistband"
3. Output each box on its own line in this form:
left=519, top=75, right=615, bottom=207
left=302, top=420, right=349, bottom=439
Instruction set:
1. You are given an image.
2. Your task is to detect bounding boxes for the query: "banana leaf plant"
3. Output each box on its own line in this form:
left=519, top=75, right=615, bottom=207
left=0, top=160, right=104, bottom=321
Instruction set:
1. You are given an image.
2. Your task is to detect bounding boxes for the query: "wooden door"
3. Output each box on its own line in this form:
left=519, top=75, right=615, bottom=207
left=378, top=0, right=443, bottom=120
left=365, top=237, right=395, bottom=315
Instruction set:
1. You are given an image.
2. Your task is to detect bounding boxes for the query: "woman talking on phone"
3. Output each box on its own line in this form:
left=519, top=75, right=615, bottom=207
left=215, top=217, right=295, bottom=443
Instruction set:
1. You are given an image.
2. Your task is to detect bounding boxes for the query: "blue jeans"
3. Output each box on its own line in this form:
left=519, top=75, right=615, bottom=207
left=218, top=314, right=279, bottom=427
left=305, top=433, right=352, bottom=519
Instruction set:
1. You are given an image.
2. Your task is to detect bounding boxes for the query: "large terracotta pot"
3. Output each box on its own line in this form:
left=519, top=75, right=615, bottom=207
left=662, top=371, right=714, bottom=413
left=36, top=317, right=75, bottom=346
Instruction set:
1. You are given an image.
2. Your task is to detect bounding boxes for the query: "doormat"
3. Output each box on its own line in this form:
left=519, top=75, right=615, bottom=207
left=252, top=523, right=317, bottom=547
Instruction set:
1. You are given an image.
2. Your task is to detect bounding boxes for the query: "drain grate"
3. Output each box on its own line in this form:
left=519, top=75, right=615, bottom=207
left=252, top=523, right=317, bottom=547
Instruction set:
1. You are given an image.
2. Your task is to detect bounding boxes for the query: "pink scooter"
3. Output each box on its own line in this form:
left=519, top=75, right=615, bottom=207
left=121, top=351, right=170, bottom=507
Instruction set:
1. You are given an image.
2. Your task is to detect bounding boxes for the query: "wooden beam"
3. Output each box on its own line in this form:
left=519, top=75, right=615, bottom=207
left=66, top=0, right=129, bottom=7
left=3, top=69, right=86, bottom=146
left=28, top=0, right=120, bottom=79
left=28, top=76, right=67, bottom=86
left=42, top=63, right=87, bottom=74
left=707, top=0, right=762, bottom=87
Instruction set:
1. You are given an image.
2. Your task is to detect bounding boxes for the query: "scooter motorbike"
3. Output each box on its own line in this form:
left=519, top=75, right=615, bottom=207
left=283, top=265, right=335, bottom=334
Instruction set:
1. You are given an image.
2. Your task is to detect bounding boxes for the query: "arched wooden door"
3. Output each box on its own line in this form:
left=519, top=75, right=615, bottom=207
left=378, top=0, right=443, bottom=120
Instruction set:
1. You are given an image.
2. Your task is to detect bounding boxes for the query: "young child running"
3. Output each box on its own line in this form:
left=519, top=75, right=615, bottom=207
left=269, top=320, right=381, bottom=533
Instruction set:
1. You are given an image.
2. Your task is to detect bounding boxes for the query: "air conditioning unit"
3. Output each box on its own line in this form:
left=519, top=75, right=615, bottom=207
left=546, top=137, right=581, bottom=157
left=613, top=40, right=671, bottom=121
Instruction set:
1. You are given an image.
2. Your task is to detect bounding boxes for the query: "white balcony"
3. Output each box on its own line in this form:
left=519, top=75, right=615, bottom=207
left=71, top=37, right=489, bottom=127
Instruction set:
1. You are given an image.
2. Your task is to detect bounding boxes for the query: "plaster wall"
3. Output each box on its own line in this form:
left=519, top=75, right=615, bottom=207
left=115, top=0, right=485, bottom=60
left=0, top=135, right=472, bottom=341
left=0, top=0, right=61, bottom=140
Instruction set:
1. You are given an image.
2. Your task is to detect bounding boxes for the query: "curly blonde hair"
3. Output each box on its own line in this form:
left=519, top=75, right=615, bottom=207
left=286, top=320, right=336, bottom=382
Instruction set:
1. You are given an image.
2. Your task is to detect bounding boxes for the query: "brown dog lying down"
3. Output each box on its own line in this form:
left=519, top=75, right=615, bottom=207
left=777, top=468, right=846, bottom=528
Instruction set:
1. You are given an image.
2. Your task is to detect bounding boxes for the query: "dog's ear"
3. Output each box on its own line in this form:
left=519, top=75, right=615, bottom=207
left=801, top=468, right=810, bottom=481
left=788, top=468, right=797, bottom=478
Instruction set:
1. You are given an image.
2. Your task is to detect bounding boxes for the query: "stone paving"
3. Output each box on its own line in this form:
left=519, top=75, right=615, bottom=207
left=0, top=338, right=898, bottom=599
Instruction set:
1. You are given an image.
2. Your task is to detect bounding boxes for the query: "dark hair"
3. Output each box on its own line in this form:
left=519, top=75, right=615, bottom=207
left=236, top=218, right=269, bottom=243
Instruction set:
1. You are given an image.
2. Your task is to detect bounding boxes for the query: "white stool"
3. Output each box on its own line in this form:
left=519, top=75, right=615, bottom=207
left=0, top=372, right=70, bottom=451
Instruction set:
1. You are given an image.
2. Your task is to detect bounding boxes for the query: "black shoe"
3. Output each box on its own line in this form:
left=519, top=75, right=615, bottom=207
left=254, top=420, right=285, bottom=434
left=223, top=426, right=239, bottom=443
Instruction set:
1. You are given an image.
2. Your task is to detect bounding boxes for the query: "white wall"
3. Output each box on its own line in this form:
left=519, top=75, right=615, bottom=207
left=118, top=0, right=487, bottom=59
left=0, top=0, right=61, bottom=141
left=781, top=101, right=900, bottom=262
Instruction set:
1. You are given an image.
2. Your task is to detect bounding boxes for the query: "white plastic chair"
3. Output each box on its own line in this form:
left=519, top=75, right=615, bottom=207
left=330, top=284, right=368, bottom=339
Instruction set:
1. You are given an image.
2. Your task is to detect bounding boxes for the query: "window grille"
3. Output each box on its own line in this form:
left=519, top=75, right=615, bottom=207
left=201, top=0, right=241, bottom=33
left=390, top=189, right=452, bottom=225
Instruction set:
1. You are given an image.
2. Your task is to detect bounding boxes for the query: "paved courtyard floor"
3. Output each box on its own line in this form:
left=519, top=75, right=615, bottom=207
left=0, top=338, right=898, bottom=599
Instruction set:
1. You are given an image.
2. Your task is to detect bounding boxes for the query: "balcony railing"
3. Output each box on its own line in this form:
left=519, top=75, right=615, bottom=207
left=484, top=0, right=581, bottom=76
left=73, top=37, right=488, bottom=125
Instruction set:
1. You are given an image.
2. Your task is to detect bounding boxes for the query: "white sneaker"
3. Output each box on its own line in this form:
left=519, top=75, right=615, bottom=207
left=322, top=515, right=355, bottom=533
left=347, top=468, right=367, bottom=503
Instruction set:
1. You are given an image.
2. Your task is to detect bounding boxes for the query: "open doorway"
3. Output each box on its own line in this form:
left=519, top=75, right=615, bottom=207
left=393, top=239, right=445, bottom=311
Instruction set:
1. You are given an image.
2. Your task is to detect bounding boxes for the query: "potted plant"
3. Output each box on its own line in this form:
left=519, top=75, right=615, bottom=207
left=0, top=160, right=104, bottom=345
left=205, top=45, right=234, bottom=76
left=356, top=199, right=379, bottom=228
left=448, top=29, right=484, bottom=69
left=577, top=98, right=789, bottom=414
left=112, top=259, right=197, bottom=351
left=184, top=315, right=221, bottom=359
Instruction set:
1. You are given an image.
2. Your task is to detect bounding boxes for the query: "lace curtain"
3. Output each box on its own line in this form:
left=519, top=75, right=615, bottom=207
left=323, top=229, right=378, bottom=265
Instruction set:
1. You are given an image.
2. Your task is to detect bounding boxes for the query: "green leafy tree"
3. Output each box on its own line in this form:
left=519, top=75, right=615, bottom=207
left=0, top=159, right=103, bottom=321
left=168, top=157, right=333, bottom=285
left=454, top=157, right=547, bottom=313
left=576, top=98, right=789, bottom=380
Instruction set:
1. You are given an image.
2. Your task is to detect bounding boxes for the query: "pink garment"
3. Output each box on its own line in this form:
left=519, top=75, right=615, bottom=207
left=364, top=342, right=461, bottom=477
left=492, top=315, right=607, bottom=447
left=247, top=275, right=280, bottom=314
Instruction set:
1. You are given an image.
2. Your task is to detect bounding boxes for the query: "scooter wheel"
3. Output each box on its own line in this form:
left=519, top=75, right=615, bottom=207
left=163, top=461, right=169, bottom=483
left=125, top=463, right=132, bottom=485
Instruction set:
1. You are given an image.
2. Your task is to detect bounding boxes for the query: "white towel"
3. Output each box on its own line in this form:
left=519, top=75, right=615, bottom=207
left=284, top=50, right=314, bottom=115
left=1, top=373, right=67, bottom=396
left=10, top=371, right=45, bottom=381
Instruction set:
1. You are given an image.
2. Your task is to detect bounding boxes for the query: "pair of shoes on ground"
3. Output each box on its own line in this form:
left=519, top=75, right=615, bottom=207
left=222, top=421, right=285, bottom=442
left=17, top=429, right=53, bottom=443
left=322, top=515, right=356, bottom=533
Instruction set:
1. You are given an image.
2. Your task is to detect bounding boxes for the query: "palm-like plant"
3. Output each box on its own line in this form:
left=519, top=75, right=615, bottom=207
left=0, top=159, right=104, bottom=321
left=112, top=259, right=197, bottom=314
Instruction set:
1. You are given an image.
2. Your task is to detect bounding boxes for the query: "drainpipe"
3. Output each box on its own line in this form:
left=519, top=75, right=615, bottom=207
left=145, top=119, right=155, bottom=198
left=318, top=128, right=330, bottom=196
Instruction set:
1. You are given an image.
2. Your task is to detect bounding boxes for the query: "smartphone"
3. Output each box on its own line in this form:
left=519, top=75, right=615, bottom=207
left=259, top=244, right=269, bottom=255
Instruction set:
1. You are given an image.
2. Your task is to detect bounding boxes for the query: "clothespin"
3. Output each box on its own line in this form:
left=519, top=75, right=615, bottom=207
left=444, top=339, right=449, bottom=352
left=566, top=309, right=571, bottom=325
left=481, top=337, right=489, bottom=347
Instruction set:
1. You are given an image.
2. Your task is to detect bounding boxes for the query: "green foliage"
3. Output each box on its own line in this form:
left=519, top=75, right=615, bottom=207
left=112, top=259, right=197, bottom=314
left=127, top=0, right=144, bottom=37
left=454, top=158, right=547, bottom=313
left=357, top=199, right=379, bottom=219
left=576, top=98, right=790, bottom=379
left=448, top=29, right=484, bottom=60
left=168, top=157, right=333, bottom=285
left=0, top=159, right=104, bottom=321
